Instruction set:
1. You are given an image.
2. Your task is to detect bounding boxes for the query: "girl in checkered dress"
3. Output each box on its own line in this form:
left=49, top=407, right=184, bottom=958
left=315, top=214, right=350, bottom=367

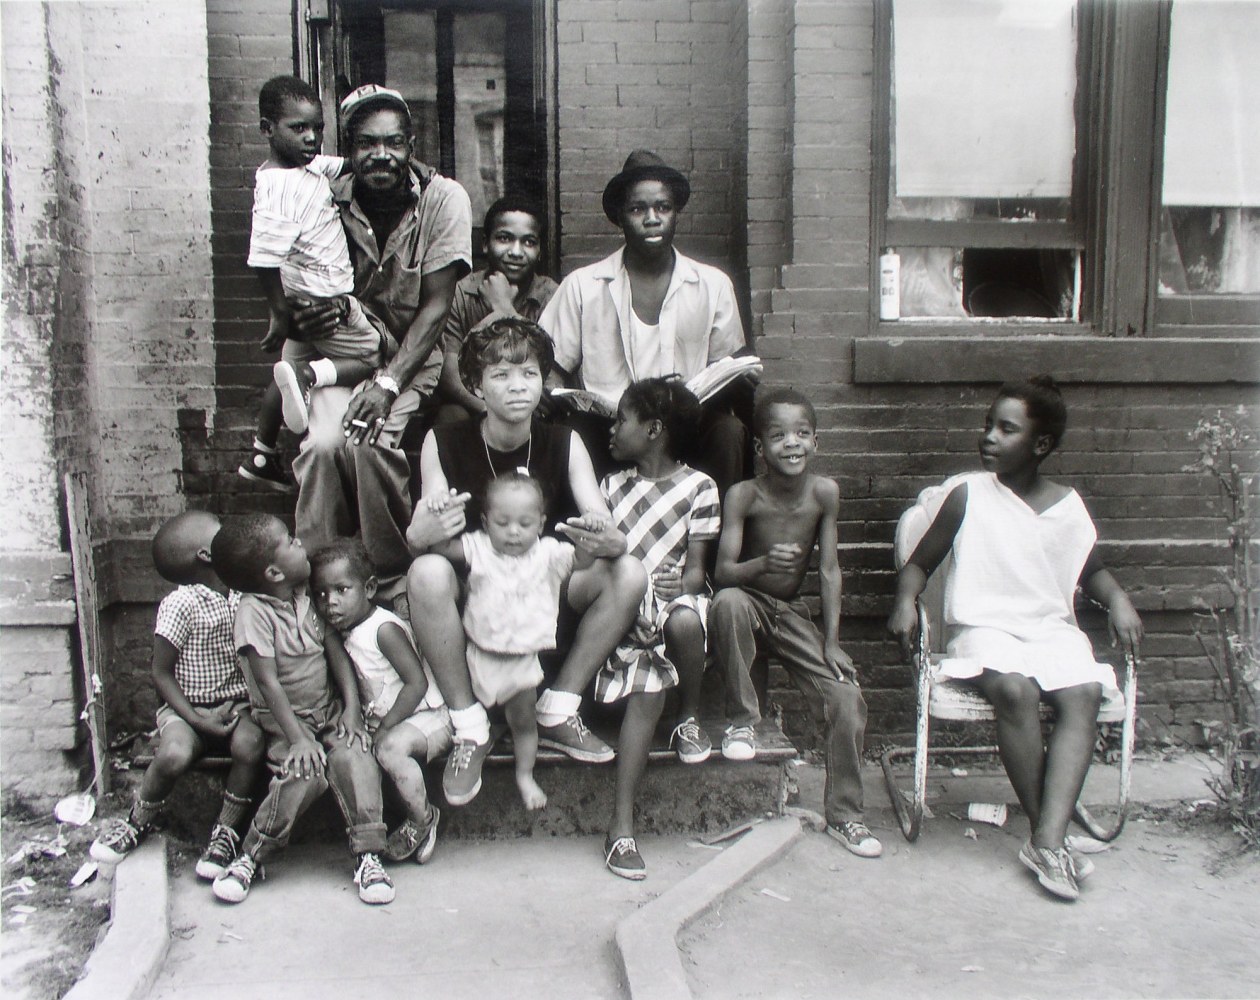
left=598, top=378, right=721, bottom=880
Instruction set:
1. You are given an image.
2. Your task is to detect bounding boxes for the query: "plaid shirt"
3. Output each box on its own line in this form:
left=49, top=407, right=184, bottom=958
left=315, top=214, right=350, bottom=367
left=154, top=585, right=247, bottom=706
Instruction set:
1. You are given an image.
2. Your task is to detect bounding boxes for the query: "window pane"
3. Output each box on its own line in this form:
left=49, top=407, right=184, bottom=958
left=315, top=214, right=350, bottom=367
left=892, top=0, right=1077, bottom=201
left=895, top=247, right=1078, bottom=320
left=382, top=10, right=441, bottom=163
left=452, top=13, right=507, bottom=224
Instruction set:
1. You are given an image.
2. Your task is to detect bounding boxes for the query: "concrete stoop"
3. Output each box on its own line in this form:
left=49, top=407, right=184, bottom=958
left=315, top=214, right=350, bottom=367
left=121, top=717, right=798, bottom=842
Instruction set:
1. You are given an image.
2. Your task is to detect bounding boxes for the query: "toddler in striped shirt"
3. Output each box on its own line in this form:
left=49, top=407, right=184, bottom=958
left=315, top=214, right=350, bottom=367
left=238, top=75, right=388, bottom=492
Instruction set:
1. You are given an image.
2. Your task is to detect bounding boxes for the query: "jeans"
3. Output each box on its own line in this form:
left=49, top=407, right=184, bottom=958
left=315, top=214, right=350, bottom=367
left=293, top=380, right=435, bottom=600
left=709, top=587, right=867, bottom=825
left=243, top=705, right=388, bottom=862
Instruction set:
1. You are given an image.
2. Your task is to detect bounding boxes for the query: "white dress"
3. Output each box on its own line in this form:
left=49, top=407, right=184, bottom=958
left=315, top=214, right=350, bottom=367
left=938, top=472, right=1121, bottom=706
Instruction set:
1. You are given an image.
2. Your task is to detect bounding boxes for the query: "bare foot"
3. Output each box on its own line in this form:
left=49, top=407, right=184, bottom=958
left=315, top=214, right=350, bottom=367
left=516, top=773, right=547, bottom=810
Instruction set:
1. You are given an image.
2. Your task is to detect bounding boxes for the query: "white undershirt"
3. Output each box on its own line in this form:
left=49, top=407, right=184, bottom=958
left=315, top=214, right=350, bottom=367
left=626, top=309, right=662, bottom=381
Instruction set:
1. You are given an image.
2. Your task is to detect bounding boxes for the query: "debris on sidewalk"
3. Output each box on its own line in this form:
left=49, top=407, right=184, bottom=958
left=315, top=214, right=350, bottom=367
left=54, top=793, right=96, bottom=826
left=758, top=888, right=791, bottom=902
left=70, top=861, right=99, bottom=888
left=964, top=827, right=978, bottom=841
left=966, top=802, right=1007, bottom=826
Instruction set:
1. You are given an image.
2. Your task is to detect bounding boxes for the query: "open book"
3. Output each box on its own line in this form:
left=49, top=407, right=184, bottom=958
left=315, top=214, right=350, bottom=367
left=550, top=355, right=763, bottom=419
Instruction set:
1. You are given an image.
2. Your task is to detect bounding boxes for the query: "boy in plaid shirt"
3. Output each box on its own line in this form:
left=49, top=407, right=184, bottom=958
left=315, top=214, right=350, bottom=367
left=91, top=512, right=265, bottom=879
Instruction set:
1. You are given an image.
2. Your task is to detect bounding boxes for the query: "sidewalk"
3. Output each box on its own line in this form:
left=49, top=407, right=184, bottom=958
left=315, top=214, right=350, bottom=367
left=77, top=755, right=1256, bottom=1000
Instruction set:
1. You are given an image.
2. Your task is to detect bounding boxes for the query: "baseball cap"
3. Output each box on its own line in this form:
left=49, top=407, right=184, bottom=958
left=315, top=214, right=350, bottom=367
left=339, top=84, right=411, bottom=129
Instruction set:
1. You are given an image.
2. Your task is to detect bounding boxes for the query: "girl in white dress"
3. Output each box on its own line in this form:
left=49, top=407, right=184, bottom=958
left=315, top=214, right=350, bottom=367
left=888, top=376, right=1142, bottom=901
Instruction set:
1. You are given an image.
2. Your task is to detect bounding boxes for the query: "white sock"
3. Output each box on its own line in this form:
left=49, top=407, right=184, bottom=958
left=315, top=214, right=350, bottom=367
left=252, top=437, right=278, bottom=455
left=448, top=703, right=490, bottom=745
left=309, top=358, right=337, bottom=388
left=535, top=689, right=581, bottom=728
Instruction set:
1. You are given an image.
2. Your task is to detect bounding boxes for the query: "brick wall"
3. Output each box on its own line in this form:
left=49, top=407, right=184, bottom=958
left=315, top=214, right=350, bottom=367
left=749, top=0, right=1256, bottom=747
left=553, top=0, right=747, bottom=276
left=1, top=0, right=215, bottom=799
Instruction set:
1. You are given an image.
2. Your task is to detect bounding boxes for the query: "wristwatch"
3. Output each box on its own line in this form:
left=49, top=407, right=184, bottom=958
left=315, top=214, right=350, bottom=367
left=373, top=372, right=401, bottom=398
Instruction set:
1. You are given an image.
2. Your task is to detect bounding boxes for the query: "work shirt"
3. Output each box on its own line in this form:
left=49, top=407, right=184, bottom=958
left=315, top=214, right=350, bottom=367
left=539, top=247, right=745, bottom=410
left=442, top=270, right=559, bottom=356
left=331, top=162, right=472, bottom=391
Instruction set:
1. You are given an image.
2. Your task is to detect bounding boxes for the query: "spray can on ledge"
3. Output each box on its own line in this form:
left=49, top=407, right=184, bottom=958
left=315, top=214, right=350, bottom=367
left=879, top=249, right=900, bottom=321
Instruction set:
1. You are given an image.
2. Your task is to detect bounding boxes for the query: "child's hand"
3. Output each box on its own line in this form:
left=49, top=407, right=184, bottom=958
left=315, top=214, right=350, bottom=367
left=193, top=704, right=240, bottom=740
left=765, top=542, right=802, bottom=574
left=887, top=598, right=920, bottom=663
left=1107, top=594, right=1143, bottom=655
left=339, top=710, right=372, bottom=752
left=282, top=737, right=326, bottom=780
left=260, top=311, right=290, bottom=353
left=426, top=488, right=471, bottom=515
left=824, top=640, right=858, bottom=684
left=652, top=563, right=683, bottom=602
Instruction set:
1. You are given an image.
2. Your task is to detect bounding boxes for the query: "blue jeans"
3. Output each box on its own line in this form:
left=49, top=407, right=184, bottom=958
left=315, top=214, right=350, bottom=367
left=709, top=587, right=868, bottom=826
left=243, top=704, right=387, bottom=861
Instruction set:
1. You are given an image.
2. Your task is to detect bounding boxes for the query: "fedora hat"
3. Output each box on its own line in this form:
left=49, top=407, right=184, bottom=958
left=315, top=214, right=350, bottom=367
left=601, top=150, right=690, bottom=224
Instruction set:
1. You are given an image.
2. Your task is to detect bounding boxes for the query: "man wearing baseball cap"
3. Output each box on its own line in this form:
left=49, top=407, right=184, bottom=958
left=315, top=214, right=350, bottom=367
left=289, top=83, right=471, bottom=605
left=539, top=150, right=749, bottom=496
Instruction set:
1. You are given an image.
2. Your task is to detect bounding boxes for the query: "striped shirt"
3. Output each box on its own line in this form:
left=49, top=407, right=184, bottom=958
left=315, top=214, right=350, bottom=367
left=153, top=585, right=247, bottom=706
left=601, top=465, right=721, bottom=579
left=248, top=155, right=353, bottom=299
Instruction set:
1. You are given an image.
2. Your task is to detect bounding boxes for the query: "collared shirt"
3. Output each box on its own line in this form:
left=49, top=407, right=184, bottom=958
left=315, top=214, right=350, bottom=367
left=248, top=155, right=353, bottom=300
left=331, top=162, right=472, bottom=390
left=539, top=247, right=745, bottom=410
left=442, top=269, right=559, bottom=355
left=233, top=587, right=333, bottom=720
left=154, top=585, right=247, bottom=706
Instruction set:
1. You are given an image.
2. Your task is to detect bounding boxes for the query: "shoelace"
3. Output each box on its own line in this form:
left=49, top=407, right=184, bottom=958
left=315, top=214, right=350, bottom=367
left=841, top=822, right=873, bottom=841
left=607, top=837, right=638, bottom=861
left=566, top=714, right=592, bottom=741
left=448, top=740, right=476, bottom=773
left=355, top=853, right=387, bottom=886
left=206, top=825, right=239, bottom=853
left=99, top=818, right=139, bottom=846
left=226, top=854, right=257, bottom=882
left=727, top=725, right=754, bottom=743
left=672, top=720, right=702, bottom=745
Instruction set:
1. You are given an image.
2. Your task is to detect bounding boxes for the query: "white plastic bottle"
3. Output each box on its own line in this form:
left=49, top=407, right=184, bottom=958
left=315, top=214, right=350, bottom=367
left=879, top=250, right=901, bottom=321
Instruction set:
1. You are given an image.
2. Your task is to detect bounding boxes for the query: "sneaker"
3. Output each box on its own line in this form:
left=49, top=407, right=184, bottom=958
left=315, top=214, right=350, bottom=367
left=237, top=447, right=294, bottom=493
left=1019, top=839, right=1080, bottom=901
left=1067, top=850, right=1095, bottom=882
left=538, top=714, right=615, bottom=763
left=195, top=824, right=240, bottom=880
left=604, top=835, right=647, bottom=881
left=415, top=806, right=440, bottom=865
left=443, top=737, right=493, bottom=806
left=90, top=817, right=149, bottom=865
left=354, top=852, right=395, bottom=905
left=721, top=724, right=756, bottom=762
left=669, top=717, right=712, bottom=764
left=273, top=361, right=312, bottom=435
left=213, top=853, right=262, bottom=904
left=383, top=819, right=421, bottom=863
left=826, top=820, right=884, bottom=858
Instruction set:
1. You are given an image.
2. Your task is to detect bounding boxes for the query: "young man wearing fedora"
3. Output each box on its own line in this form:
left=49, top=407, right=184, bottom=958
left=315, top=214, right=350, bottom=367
left=539, top=150, right=749, bottom=497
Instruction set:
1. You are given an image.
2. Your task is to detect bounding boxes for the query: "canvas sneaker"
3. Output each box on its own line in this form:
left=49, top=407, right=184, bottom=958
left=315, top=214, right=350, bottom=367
left=414, top=806, right=441, bottom=864
left=1019, top=839, right=1080, bottom=901
left=721, top=724, right=756, bottom=762
left=443, top=737, right=493, bottom=806
left=237, top=447, right=293, bottom=493
left=213, top=853, right=262, bottom=904
left=538, top=713, right=615, bottom=763
left=669, top=717, right=712, bottom=764
left=827, top=820, right=884, bottom=858
left=354, top=852, right=395, bottom=905
left=1067, top=850, right=1095, bottom=882
left=90, top=817, right=149, bottom=865
left=195, top=823, right=240, bottom=880
left=604, top=835, right=647, bottom=881
left=383, top=819, right=421, bottom=862
left=273, top=360, right=312, bottom=435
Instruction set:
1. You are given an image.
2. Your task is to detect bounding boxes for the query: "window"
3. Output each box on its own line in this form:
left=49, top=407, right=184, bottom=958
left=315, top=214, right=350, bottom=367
left=1156, top=0, right=1260, bottom=326
left=298, top=0, right=553, bottom=267
left=873, top=0, right=1257, bottom=337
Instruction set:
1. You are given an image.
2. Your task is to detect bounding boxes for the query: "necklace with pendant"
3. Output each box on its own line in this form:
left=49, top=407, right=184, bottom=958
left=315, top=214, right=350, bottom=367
left=482, top=427, right=532, bottom=479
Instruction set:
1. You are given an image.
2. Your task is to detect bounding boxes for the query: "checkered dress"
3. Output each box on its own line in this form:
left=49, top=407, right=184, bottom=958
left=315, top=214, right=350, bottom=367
left=154, top=585, right=247, bottom=706
left=594, top=466, right=720, bottom=702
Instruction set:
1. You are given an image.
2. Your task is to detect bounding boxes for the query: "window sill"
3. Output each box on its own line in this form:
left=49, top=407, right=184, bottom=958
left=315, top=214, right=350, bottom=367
left=853, top=335, right=1260, bottom=384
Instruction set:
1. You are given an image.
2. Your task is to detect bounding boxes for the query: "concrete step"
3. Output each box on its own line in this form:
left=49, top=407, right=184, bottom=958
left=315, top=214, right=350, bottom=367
left=121, top=716, right=797, bottom=843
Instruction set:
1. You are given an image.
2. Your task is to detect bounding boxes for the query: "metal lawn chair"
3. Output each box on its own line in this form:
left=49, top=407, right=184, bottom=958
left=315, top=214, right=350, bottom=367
left=880, top=482, right=1139, bottom=842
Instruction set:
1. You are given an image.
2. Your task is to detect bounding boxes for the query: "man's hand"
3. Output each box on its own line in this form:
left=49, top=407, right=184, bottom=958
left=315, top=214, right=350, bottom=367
left=481, top=271, right=518, bottom=316
left=282, top=736, right=326, bottom=780
left=765, top=542, right=803, bottom=575
left=406, top=490, right=470, bottom=551
left=192, top=704, right=240, bottom=740
left=343, top=383, right=395, bottom=446
left=886, top=597, right=920, bottom=664
left=290, top=297, right=342, bottom=342
left=824, top=639, right=858, bottom=685
left=260, top=310, right=290, bottom=353
left=556, top=514, right=625, bottom=559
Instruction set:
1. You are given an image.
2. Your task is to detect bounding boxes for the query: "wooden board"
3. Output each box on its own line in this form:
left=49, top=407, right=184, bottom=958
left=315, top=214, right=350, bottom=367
left=64, top=472, right=110, bottom=796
